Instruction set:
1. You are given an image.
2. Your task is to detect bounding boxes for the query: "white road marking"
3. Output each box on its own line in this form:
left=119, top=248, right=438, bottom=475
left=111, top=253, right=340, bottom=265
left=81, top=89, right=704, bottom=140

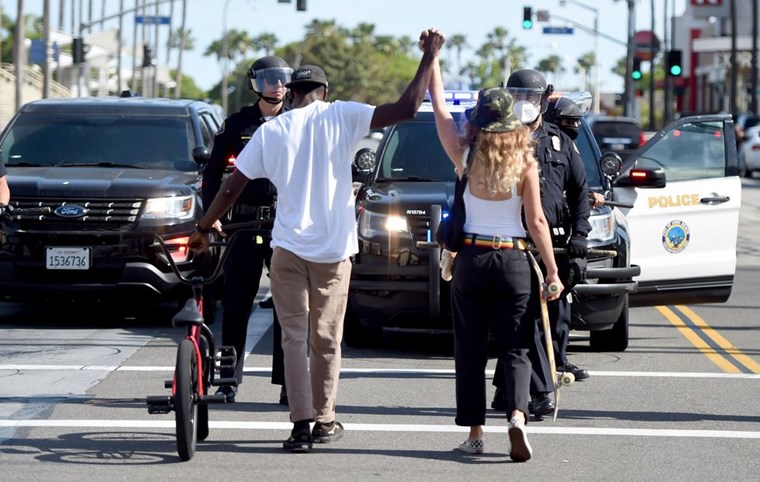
left=1, top=364, right=759, bottom=379
left=0, top=419, right=759, bottom=440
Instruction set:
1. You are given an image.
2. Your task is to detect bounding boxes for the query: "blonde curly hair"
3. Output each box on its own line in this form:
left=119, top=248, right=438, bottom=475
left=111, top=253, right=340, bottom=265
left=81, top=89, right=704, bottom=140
left=470, top=126, right=537, bottom=197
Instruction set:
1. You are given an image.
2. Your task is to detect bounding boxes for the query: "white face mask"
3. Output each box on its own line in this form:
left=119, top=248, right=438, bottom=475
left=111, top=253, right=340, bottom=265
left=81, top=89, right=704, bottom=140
left=514, top=100, right=540, bottom=125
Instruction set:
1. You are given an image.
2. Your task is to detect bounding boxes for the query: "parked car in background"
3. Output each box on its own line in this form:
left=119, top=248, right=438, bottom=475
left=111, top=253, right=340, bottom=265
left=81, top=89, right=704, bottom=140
left=585, top=114, right=646, bottom=161
left=734, top=112, right=760, bottom=146
left=0, top=96, right=224, bottom=317
left=738, top=124, right=760, bottom=177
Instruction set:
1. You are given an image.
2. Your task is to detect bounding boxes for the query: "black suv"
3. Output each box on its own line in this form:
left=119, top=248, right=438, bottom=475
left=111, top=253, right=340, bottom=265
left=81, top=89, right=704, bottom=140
left=0, top=97, right=223, bottom=306
left=585, top=114, right=645, bottom=161
left=346, top=101, right=660, bottom=351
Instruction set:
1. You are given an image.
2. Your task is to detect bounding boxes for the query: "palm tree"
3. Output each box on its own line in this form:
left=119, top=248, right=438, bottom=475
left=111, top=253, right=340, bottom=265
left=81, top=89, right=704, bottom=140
left=254, top=32, right=279, bottom=56
left=536, top=54, right=564, bottom=85
left=174, top=0, right=190, bottom=98
left=449, top=34, right=468, bottom=77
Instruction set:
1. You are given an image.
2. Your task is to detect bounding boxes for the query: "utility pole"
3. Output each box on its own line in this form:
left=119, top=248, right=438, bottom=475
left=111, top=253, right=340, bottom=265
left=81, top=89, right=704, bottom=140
left=729, top=0, right=737, bottom=115
left=751, top=0, right=758, bottom=115
left=118, top=0, right=124, bottom=93
left=648, top=0, right=655, bottom=130
left=42, top=0, right=51, bottom=98
left=624, top=0, right=636, bottom=118
left=14, top=0, right=25, bottom=112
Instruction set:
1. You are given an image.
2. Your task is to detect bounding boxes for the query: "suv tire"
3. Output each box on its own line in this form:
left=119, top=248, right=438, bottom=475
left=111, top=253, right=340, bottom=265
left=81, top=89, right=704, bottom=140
left=589, top=296, right=629, bottom=352
left=343, top=303, right=381, bottom=348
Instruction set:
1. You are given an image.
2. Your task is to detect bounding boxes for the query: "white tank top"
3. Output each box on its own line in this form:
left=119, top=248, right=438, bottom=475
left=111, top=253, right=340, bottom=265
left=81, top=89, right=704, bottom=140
left=462, top=183, right=527, bottom=238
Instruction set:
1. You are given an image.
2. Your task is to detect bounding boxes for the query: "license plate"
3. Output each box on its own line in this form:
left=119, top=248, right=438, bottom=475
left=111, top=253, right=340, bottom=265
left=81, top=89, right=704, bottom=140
left=45, top=247, right=90, bottom=270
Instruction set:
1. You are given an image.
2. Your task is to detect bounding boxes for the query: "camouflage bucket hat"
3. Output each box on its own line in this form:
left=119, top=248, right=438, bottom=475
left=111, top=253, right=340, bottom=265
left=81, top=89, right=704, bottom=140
left=465, top=87, right=522, bottom=133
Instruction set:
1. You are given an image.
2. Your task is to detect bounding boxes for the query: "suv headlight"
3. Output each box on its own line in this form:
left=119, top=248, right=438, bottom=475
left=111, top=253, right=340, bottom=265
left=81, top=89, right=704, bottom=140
left=142, top=194, right=196, bottom=221
left=358, top=209, right=411, bottom=239
left=587, top=211, right=615, bottom=244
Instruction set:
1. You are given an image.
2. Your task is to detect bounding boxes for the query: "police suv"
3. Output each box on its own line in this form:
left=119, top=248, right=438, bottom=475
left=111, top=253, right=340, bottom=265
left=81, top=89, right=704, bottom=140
left=346, top=91, right=740, bottom=351
left=0, top=96, right=224, bottom=315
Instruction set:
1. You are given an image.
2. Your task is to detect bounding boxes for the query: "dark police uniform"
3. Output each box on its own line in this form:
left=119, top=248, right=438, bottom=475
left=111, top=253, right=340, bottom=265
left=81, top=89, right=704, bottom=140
left=203, top=102, right=287, bottom=388
left=493, top=120, right=591, bottom=401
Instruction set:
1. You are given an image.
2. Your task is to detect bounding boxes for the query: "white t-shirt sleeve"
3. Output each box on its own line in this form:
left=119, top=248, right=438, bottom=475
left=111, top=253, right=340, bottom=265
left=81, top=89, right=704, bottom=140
left=232, top=127, right=266, bottom=180
left=336, top=101, right=375, bottom=148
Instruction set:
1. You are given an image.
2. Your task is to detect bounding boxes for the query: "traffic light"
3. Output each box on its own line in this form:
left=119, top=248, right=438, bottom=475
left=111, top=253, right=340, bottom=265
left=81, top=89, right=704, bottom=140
left=523, top=7, right=533, bottom=30
left=72, top=37, right=88, bottom=64
left=142, top=44, right=153, bottom=67
left=296, top=0, right=306, bottom=11
left=631, top=58, right=642, bottom=81
left=666, top=50, right=683, bottom=77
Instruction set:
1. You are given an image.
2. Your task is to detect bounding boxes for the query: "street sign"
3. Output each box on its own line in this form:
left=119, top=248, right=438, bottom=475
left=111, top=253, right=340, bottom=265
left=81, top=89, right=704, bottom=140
left=634, top=30, right=661, bottom=61
left=689, top=0, right=728, bottom=18
left=542, top=26, right=574, bottom=35
left=29, top=40, right=59, bottom=64
left=135, top=15, right=170, bottom=25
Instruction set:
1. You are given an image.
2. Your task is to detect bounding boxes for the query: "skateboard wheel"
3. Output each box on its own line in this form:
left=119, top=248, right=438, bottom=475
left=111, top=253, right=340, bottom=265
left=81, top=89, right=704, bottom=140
left=560, top=372, right=575, bottom=386
left=547, top=282, right=561, bottom=295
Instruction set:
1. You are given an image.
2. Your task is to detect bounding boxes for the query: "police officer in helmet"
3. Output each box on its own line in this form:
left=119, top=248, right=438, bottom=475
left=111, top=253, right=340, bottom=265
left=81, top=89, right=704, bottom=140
left=202, top=55, right=293, bottom=403
left=492, top=69, right=592, bottom=418
left=545, top=96, right=606, bottom=208
left=545, top=96, right=582, bottom=140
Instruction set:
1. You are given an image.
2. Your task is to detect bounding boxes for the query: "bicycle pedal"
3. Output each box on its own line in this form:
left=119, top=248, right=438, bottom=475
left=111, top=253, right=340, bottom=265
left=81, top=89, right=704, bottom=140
left=200, top=393, right=229, bottom=404
left=212, top=377, right=238, bottom=387
left=146, top=395, right=173, bottom=414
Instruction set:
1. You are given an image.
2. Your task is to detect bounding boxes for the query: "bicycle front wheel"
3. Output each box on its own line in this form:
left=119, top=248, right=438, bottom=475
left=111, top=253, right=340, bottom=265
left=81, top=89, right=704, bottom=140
left=175, top=338, right=199, bottom=461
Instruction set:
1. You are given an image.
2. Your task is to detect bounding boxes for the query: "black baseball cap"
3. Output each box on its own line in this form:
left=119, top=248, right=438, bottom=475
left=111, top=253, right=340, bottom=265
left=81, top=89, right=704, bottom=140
left=285, top=65, right=328, bottom=89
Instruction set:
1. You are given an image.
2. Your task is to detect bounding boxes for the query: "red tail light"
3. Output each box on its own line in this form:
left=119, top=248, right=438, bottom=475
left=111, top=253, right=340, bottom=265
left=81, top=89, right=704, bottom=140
left=639, top=132, right=647, bottom=147
left=227, top=155, right=236, bottom=166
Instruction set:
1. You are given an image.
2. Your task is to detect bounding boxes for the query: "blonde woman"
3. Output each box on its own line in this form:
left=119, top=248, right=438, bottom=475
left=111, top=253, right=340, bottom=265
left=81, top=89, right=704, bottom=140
left=428, top=61, right=562, bottom=462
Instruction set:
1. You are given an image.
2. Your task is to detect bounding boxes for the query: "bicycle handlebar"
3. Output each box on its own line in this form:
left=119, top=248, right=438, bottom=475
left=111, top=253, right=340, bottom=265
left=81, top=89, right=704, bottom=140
left=123, top=219, right=273, bottom=287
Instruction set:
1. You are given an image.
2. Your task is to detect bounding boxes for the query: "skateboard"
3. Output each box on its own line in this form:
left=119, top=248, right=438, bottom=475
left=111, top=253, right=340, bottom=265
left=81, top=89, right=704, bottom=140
left=526, top=251, right=575, bottom=421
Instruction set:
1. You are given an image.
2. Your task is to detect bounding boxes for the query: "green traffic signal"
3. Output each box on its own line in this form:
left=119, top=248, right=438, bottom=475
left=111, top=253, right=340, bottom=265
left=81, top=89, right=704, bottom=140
left=631, top=58, right=642, bottom=81
left=670, top=65, right=682, bottom=76
left=523, top=7, right=533, bottom=30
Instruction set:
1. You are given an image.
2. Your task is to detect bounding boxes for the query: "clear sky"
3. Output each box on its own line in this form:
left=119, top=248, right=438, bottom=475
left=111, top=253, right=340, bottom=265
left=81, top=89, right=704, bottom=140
left=4, top=0, right=687, bottom=95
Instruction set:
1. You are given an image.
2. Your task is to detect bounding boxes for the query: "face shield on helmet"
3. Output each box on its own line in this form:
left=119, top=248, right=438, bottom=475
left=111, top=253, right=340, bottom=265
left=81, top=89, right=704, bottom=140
left=507, top=87, right=547, bottom=125
left=249, top=66, right=293, bottom=93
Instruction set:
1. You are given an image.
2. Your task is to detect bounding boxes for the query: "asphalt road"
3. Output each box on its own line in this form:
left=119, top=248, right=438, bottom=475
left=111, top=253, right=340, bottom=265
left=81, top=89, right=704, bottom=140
left=1, top=181, right=759, bottom=481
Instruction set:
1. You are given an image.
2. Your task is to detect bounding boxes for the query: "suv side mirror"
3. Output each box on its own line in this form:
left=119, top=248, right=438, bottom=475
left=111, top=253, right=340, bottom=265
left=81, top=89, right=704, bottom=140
left=192, top=146, right=210, bottom=165
left=352, top=148, right=376, bottom=183
left=600, top=152, right=624, bottom=179
left=615, top=167, right=667, bottom=188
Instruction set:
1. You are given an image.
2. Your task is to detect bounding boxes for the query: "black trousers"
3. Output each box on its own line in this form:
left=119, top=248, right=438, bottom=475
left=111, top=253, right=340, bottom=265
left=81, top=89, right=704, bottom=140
left=451, top=246, right=534, bottom=426
left=493, top=258, right=572, bottom=396
left=220, top=232, right=284, bottom=386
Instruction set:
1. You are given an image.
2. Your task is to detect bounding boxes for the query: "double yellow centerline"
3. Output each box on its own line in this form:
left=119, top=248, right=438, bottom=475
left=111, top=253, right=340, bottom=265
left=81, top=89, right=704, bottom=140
left=657, top=305, right=760, bottom=374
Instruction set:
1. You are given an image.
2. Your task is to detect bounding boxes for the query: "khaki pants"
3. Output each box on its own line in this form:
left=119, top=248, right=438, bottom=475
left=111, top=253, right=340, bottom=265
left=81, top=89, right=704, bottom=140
left=270, top=247, right=351, bottom=423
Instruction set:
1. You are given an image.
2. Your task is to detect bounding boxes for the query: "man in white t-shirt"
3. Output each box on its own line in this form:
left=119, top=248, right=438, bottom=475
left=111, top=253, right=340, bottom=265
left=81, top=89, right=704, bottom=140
left=189, top=27, right=446, bottom=453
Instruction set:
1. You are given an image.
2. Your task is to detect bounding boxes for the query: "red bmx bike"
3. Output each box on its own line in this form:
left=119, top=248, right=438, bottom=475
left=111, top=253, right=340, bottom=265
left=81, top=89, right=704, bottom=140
left=142, top=221, right=270, bottom=461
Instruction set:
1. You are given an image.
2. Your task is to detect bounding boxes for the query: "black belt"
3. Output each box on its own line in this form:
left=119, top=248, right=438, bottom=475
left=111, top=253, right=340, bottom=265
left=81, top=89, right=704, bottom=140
left=233, top=204, right=275, bottom=220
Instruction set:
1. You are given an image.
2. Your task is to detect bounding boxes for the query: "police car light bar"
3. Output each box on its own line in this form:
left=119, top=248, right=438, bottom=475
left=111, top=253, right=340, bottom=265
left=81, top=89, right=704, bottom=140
left=423, top=90, right=479, bottom=106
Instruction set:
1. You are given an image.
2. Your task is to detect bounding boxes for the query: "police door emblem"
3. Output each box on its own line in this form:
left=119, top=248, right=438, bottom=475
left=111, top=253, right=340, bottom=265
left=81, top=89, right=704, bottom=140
left=662, top=220, right=690, bottom=253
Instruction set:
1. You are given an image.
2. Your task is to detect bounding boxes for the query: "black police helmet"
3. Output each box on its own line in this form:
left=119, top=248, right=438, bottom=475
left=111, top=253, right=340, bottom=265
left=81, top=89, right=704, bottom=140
left=545, top=96, right=583, bottom=140
left=246, top=56, right=292, bottom=93
left=545, top=97, right=582, bottom=124
left=506, top=69, right=554, bottom=115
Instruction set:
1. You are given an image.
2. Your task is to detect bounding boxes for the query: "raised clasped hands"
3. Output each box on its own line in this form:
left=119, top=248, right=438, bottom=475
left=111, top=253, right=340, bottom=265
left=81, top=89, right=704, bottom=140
left=419, top=28, right=445, bottom=56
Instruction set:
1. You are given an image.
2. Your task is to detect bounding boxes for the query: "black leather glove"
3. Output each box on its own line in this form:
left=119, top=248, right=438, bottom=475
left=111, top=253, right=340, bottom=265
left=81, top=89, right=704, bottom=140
left=566, top=234, right=588, bottom=259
